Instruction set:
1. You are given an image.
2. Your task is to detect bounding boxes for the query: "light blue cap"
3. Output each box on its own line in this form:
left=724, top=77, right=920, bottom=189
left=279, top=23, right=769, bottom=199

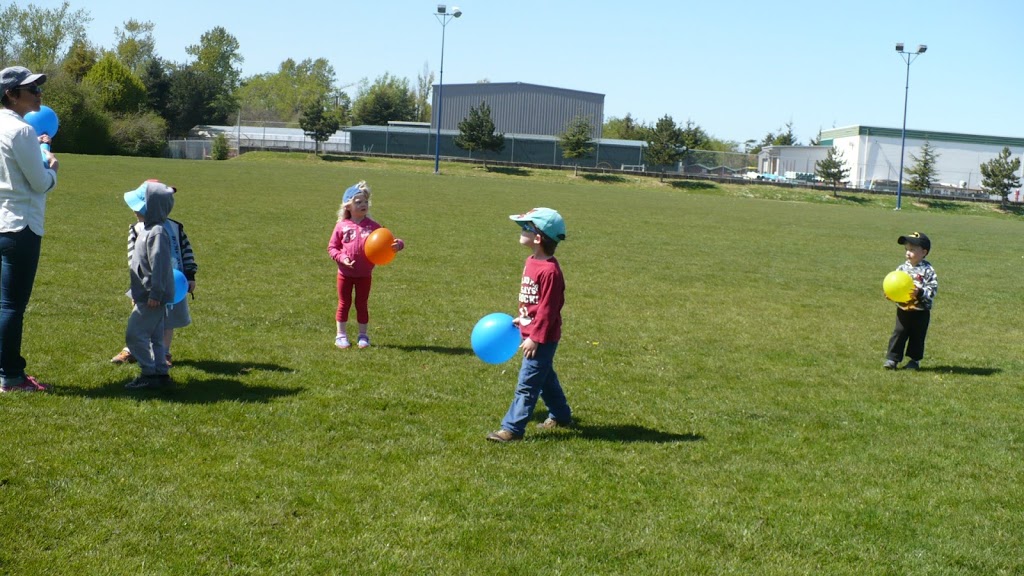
left=123, top=182, right=148, bottom=214
left=509, top=207, right=566, bottom=242
left=343, top=183, right=363, bottom=203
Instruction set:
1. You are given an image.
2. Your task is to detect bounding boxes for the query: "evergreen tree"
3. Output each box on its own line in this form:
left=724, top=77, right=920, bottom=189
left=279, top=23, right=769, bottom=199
left=645, top=115, right=685, bottom=174
left=905, top=140, right=940, bottom=192
left=453, top=101, right=505, bottom=167
left=814, top=146, right=850, bottom=195
left=82, top=52, right=147, bottom=114
left=979, top=146, right=1021, bottom=207
left=299, top=98, right=342, bottom=156
left=559, top=114, right=595, bottom=176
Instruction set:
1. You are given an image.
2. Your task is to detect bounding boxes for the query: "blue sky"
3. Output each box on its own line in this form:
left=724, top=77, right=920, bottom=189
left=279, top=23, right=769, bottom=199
left=31, top=0, right=1024, bottom=145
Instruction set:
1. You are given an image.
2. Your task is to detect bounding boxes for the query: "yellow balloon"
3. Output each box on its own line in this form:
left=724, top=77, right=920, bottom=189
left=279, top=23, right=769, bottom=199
left=883, top=270, right=915, bottom=303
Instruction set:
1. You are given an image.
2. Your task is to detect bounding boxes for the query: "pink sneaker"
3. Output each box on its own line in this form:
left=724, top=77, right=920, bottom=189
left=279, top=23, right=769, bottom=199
left=1, top=375, right=50, bottom=393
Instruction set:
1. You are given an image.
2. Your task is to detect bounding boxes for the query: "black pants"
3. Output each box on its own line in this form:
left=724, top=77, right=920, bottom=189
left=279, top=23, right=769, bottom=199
left=886, top=308, right=930, bottom=362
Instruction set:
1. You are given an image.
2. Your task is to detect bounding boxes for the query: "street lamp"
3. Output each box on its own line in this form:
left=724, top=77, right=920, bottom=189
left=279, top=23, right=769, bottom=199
left=433, top=4, right=462, bottom=174
left=894, top=42, right=927, bottom=210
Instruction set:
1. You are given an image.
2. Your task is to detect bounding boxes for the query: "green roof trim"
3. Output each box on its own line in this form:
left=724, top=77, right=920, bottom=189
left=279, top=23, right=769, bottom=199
left=820, top=125, right=1024, bottom=147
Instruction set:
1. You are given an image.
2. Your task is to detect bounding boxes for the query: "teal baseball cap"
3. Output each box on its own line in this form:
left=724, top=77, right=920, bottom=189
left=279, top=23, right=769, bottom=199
left=509, top=207, right=566, bottom=242
left=123, top=182, right=148, bottom=214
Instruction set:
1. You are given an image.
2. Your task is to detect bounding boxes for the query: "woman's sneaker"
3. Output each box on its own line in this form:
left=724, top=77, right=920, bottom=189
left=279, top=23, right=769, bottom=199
left=335, top=335, right=350, bottom=349
left=1, top=375, right=50, bottom=393
left=111, top=347, right=136, bottom=364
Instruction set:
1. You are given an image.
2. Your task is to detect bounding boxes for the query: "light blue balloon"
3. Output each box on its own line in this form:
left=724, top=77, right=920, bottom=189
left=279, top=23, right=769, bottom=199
left=471, top=312, right=521, bottom=364
left=171, top=269, right=188, bottom=305
left=23, top=105, right=58, bottom=137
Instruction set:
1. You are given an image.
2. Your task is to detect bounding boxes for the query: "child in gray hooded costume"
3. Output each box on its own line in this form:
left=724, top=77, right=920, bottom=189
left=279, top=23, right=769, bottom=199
left=124, top=181, right=175, bottom=389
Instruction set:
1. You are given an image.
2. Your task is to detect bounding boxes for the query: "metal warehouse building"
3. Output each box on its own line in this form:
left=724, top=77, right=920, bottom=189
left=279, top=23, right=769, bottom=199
left=820, top=125, right=1024, bottom=190
left=431, top=82, right=604, bottom=138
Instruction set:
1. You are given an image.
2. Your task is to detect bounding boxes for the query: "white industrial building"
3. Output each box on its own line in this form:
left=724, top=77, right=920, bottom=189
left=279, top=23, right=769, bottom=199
left=757, top=125, right=1024, bottom=191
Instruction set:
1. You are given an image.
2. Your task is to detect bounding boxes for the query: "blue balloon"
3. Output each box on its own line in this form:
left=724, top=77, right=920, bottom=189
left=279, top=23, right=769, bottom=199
left=471, top=312, right=521, bottom=364
left=171, top=269, right=188, bottom=305
left=23, top=105, right=58, bottom=165
left=24, top=105, right=58, bottom=138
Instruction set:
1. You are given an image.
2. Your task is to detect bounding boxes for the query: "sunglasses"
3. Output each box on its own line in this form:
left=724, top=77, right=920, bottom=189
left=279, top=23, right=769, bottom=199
left=18, top=85, right=42, bottom=95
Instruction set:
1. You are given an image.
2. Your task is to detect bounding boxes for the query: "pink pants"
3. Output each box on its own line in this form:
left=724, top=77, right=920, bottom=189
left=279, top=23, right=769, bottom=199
left=336, top=275, right=372, bottom=324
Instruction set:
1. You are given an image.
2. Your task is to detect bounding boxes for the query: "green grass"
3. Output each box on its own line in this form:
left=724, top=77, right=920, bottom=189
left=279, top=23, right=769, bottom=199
left=2, top=153, right=1023, bottom=575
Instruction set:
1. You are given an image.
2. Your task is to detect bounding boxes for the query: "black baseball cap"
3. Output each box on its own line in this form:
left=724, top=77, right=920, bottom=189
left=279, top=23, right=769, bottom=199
left=898, top=232, right=931, bottom=251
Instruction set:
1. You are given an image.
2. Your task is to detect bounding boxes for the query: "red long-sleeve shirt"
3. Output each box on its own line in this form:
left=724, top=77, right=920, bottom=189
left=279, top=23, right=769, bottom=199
left=517, top=255, right=564, bottom=344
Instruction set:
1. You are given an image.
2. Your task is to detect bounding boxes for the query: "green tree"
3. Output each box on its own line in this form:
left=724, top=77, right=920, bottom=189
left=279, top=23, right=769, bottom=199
left=905, top=140, right=940, bottom=192
left=814, top=146, right=850, bottom=195
left=680, top=119, right=709, bottom=151
left=979, top=146, right=1022, bottom=207
left=185, top=26, right=243, bottom=122
left=237, top=58, right=337, bottom=124
left=350, top=73, right=417, bottom=126
left=645, top=115, right=685, bottom=173
left=82, top=52, right=147, bottom=114
left=164, top=65, right=220, bottom=137
left=299, top=98, right=342, bottom=155
left=4, top=1, right=90, bottom=72
left=454, top=101, right=505, bottom=167
left=61, top=38, right=99, bottom=82
left=559, top=114, right=595, bottom=176
left=114, top=19, right=157, bottom=78
left=141, top=57, right=171, bottom=118
left=603, top=113, right=646, bottom=141
left=749, top=122, right=799, bottom=154
left=40, top=73, right=112, bottom=155
left=415, top=62, right=434, bottom=123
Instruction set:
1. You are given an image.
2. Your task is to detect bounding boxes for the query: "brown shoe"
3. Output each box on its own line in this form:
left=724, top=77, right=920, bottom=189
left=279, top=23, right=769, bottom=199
left=110, top=348, right=136, bottom=364
left=537, top=417, right=574, bottom=430
left=486, top=429, right=523, bottom=443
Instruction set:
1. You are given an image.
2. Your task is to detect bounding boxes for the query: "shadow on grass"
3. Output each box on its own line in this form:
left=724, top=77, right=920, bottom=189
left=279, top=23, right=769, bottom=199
left=487, top=166, right=530, bottom=177
left=174, top=359, right=293, bottom=376
left=919, top=365, right=1001, bottom=376
left=320, top=155, right=367, bottom=163
left=834, top=194, right=874, bottom=205
left=382, top=344, right=475, bottom=356
left=670, top=180, right=717, bottom=191
left=916, top=199, right=963, bottom=211
left=541, top=422, right=703, bottom=443
left=63, top=377, right=302, bottom=404
left=581, top=173, right=627, bottom=184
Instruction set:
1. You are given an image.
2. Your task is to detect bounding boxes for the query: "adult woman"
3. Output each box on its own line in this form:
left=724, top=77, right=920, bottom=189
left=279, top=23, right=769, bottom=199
left=0, top=66, right=58, bottom=392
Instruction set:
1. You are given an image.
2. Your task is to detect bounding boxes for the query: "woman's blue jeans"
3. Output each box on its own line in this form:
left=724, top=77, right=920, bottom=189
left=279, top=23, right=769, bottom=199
left=500, top=341, right=571, bottom=436
left=0, top=228, right=41, bottom=384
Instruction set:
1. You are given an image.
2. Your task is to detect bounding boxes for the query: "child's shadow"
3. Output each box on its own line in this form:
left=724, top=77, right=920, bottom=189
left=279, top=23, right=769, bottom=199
left=173, top=359, right=294, bottom=376
left=542, top=421, right=704, bottom=443
left=918, top=365, right=1001, bottom=376
left=64, top=376, right=302, bottom=404
left=379, top=344, right=475, bottom=357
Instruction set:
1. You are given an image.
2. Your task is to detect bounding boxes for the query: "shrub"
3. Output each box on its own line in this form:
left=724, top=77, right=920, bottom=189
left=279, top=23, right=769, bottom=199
left=212, top=133, right=230, bottom=160
left=110, top=112, right=168, bottom=157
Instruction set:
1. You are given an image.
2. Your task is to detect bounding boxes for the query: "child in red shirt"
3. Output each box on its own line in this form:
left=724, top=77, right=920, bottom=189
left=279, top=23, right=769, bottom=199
left=488, top=207, right=572, bottom=442
left=327, top=181, right=403, bottom=349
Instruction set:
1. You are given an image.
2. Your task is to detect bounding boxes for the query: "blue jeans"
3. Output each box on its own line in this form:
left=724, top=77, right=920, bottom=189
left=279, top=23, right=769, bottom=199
left=500, top=341, right=571, bottom=436
left=0, top=228, right=41, bottom=384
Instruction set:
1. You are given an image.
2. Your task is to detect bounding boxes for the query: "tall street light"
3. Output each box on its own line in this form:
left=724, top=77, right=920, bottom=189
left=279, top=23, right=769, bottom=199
left=434, top=4, right=462, bottom=174
left=895, top=42, right=927, bottom=210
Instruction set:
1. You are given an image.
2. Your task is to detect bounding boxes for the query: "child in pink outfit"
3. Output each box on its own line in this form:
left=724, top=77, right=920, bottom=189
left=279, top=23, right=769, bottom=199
left=327, top=181, right=404, bottom=349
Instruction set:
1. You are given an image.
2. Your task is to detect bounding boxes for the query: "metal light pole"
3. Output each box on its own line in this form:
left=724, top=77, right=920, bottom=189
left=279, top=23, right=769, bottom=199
left=894, top=42, right=927, bottom=210
left=433, top=4, right=462, bottom=174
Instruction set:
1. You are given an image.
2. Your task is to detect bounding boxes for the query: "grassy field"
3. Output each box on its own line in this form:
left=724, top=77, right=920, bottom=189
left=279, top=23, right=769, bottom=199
left=2, top=153, right=1023, bottom=575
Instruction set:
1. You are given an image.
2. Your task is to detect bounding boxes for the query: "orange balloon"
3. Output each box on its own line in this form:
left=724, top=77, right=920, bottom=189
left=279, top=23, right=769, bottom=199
left=365, top=227, right=396, bottom=265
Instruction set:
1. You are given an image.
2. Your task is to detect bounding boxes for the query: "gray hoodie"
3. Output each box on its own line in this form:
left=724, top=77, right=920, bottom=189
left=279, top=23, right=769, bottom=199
left=128, top=182, right=175, bottom=303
